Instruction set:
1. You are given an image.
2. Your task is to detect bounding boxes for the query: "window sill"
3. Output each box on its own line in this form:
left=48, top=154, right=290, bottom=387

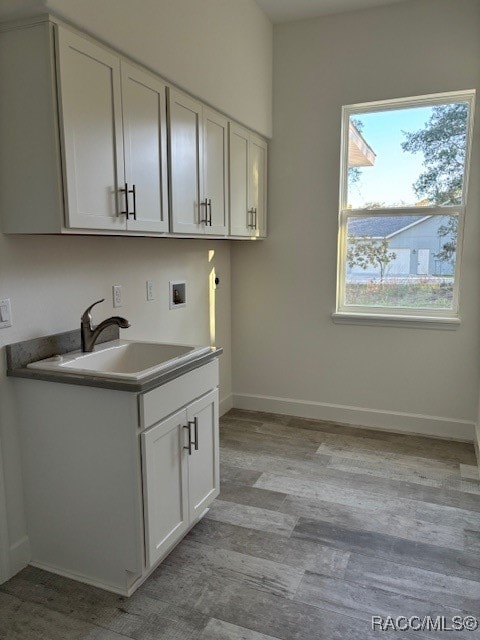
left=332, top=311, right=460, bottom=330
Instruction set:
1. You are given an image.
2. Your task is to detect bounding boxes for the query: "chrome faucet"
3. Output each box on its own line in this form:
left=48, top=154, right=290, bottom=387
left=81, top=299, right=130, bottom=353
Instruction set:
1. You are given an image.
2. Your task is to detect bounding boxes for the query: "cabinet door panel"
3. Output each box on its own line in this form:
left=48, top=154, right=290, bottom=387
left=56, top=28, right=125, bottom=230
left=249, top=135, right=268, bottom=238
left=168, top=89, right=202, bottom=234
left=229, top=123, right=250, bottom=237
left=186, top=390, right=219, bottom=522
left=203, top=109, right=228, bottom=235
left=141, top=410, right=189, bottom=569
left=122, top=63, right=169, bottom=233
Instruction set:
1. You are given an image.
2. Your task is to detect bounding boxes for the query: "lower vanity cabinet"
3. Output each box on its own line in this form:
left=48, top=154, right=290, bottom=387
left=186, top=391, right=219, bottom=520
left=142, top=409, right=190, bottom=570
left=141, top=389, right=219, bottom=569
left=14, top=359, right=220, bottom=596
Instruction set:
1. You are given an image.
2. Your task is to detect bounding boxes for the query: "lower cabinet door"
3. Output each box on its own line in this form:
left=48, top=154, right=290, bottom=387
left=186, top=389, right=220, bottom=521
left=141, top=409, right=189, bottom=569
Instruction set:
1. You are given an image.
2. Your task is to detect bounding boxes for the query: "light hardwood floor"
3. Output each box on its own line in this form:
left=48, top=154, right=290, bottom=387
left=1, top=408, right=480, bottom=639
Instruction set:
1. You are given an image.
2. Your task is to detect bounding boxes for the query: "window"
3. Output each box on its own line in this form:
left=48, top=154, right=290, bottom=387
left=335, top=91, right=475, bottom=326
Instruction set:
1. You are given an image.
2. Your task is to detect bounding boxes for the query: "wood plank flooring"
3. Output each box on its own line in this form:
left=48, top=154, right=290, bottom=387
left=1, top=408, right=480, bottom=639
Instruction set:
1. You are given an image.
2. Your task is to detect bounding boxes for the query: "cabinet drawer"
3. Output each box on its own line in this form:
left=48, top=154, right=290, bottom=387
left=139, top=360, right=219, bottom=429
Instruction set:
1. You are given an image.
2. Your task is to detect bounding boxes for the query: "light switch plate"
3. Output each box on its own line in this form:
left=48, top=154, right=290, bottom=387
left=0, top=298, right=12, bottom=328
left=112, top=285, right=122, bottom=308
left=146, top=280, right=155, bottom=301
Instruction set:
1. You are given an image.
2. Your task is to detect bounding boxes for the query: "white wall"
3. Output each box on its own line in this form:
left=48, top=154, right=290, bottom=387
left=0, top=0, right=272, bottom=580
left=0, top=0, right=273, bottom=137
left=232, top=0, right=480, bottom=440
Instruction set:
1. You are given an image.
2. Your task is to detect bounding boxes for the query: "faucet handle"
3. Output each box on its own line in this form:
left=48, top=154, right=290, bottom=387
left=81, top=299, right=105, bottom=324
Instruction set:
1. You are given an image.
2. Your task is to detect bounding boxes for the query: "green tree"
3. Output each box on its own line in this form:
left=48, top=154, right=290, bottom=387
left=402, top=103, right=467, bottom=265
left=347, top=235, right=397, bottom=283
left=435, top=216, right=457, bottom=265
left=401, top=103, right=468, bottom=206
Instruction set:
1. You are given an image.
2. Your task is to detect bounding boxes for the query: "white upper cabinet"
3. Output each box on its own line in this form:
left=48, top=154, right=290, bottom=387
left=0, top=18, right=266, bottom=238
left=229, top=124, right=250, bottom=237
left=203, top=109, right=229, bottom=235
left=168, top=89, right=228, bottom=236
left=168, top=89, right=203, bottom=234
left=249, top=134, right=268, bottom=237
left=56, top=29, right=169, bottom=233
left=121, top=63, right=169, bottom=233
left=229, top=123, right=267, bottom=238
left=56, top=28, right=125, bottom=231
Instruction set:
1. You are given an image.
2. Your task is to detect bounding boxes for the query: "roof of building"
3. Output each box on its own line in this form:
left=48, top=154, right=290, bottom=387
left=348, top=215, right=430, bottom=238
left=348, top=122, right=376, bottom=167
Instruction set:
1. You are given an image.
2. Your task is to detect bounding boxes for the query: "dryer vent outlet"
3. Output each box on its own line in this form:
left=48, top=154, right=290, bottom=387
left=169, top=282, right=186, bottom=309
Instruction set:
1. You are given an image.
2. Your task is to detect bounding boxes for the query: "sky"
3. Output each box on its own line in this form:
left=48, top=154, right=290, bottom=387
left=347, top=105, right=437, bottom=209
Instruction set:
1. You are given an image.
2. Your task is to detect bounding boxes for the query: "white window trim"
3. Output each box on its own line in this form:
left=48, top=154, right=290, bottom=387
left=334, top=90, right=476, bottom=328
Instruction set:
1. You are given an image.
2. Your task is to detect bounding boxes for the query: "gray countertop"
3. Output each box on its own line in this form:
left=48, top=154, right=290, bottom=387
left=6, top=329, right=222, bottom=393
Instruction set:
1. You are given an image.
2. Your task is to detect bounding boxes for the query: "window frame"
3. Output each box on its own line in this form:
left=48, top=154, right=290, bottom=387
left=335, top=90, right=476, bottom=326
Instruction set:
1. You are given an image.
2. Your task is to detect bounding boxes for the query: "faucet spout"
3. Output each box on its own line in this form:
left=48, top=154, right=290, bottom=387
left=81, top=300, right=130, bottom=352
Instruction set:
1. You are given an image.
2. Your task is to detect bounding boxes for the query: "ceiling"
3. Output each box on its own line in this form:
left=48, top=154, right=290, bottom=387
left=255, top=0, right=412, bottom=23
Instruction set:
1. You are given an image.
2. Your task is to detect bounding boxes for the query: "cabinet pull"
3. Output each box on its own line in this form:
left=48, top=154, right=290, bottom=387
left=247, top=207, right=257, bottom=229
left=200, top=198, right=209, bottom=224
left=208, top=199, right=212, bottom=226
left=120, top=183, right=129, bottom=217
left=183, top=424, right=192, bottom=455
left=120, top=183, right=137, bottom=220
left=191, top=417, right=199, bottom=450
left=130, top=184, right=137, bottom=221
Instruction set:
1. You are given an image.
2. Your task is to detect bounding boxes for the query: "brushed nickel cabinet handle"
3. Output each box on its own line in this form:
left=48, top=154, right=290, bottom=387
left=208, top=199, right=212, bottom=226
left=120, top=183, right=137, bottom=219
left=200, top=198, right=209, bottom=224
left=183, top=424, right=192, bottom=455
left=130, top=184, right=137, bottom=221
left=120, top=183, right=129, bottom=217
left=190, top=417, right=199, bottom=451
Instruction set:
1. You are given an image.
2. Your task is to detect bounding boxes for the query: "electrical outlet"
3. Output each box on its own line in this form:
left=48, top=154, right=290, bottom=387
left=146, top=280, right=155, bottom=301
left=0, top=298, right=12, bottom=328
left=112, top=285, right=123, bottom=308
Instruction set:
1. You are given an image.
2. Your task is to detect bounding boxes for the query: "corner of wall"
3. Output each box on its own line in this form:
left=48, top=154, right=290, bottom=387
left=0, top=437, right=30, bottom=584
left=219, top=394, right=233, bottom=417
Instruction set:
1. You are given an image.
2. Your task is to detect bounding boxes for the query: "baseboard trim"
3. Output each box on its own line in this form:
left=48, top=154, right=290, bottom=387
left=219, top=394, right=233, bottom=417
left=232, top=393, right=475, bottom=442
left=9, top=535, right=30, bottom=577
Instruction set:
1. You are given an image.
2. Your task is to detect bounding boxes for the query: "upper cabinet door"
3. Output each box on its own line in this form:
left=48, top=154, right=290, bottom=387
left=55, top=28, right=125, bottom=231
left=229, top=123, right=250, bottom=237
left=121, top=63, right=169, bottom=234
left=168, top=89, right=202, bottom=234
left=229, top=124, right=268, bottom=238
left=186, top=390, right=219, bottom=522
left=249, top=134, right=268, bottom=238
left=202, top=109, right=228, bottom=236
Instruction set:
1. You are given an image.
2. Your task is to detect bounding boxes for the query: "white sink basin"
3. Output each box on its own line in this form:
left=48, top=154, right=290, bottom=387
left=27, top=340, right=212, bottom=380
